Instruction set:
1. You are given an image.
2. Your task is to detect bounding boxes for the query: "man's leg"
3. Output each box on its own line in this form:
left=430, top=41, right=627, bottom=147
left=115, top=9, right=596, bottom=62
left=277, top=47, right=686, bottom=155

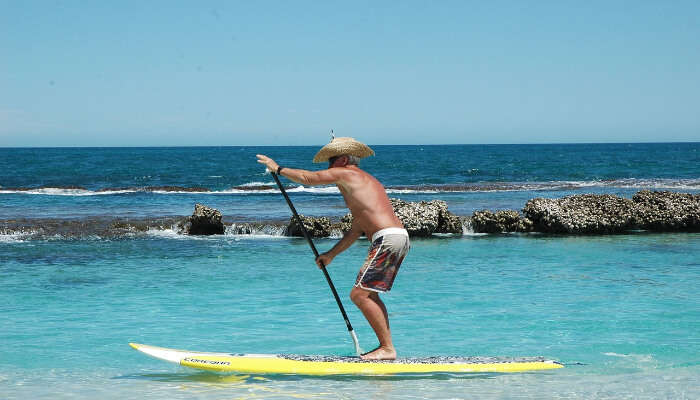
left=350, top=286, right=396, bottom=360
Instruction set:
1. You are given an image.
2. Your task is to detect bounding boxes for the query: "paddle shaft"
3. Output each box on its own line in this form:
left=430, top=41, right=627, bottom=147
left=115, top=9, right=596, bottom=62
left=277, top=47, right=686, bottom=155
left=271, top=172, right=361, bottom=354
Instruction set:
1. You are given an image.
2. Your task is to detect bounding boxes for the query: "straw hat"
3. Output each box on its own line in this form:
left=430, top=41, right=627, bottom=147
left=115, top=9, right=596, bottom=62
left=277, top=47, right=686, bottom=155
left=312, top=137, right=375, bottom=163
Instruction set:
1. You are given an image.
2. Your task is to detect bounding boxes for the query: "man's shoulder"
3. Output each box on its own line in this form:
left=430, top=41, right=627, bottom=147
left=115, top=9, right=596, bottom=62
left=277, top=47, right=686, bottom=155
left=339, top=166, right=373, bottom=180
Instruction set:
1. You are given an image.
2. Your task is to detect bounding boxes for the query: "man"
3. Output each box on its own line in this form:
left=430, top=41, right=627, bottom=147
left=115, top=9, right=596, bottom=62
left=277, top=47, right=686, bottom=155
left=256, top=137, right=409, bottom=360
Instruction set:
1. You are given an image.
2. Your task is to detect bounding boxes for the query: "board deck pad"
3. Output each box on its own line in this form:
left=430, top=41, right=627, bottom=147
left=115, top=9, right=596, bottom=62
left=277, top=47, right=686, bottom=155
left=280, top=354, right=552, bottom=364
left=130, top=343, right=563, bottom=375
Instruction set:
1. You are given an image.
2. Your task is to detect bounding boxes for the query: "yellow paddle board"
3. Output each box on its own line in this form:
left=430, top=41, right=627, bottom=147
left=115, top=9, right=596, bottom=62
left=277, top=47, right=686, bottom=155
left=130, top=343, right=563, bottom=375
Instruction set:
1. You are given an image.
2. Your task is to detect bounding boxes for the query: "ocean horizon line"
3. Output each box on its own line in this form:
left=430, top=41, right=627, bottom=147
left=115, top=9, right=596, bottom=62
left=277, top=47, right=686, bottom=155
left=1, top=140, right=699, bottom=149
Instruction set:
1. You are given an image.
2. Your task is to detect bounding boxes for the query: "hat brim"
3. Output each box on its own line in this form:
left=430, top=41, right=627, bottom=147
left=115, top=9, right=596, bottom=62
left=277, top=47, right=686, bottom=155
left=313, top=138, right=375, bottom=163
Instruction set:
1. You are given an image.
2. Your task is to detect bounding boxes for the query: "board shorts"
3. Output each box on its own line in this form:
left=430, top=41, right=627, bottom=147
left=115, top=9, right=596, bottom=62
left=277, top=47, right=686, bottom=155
left=354, top=227, right=410, bottom=293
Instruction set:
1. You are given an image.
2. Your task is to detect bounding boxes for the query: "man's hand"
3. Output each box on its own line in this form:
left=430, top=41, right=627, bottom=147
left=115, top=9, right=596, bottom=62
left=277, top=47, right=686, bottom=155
left=316, top=252, right=335, bottom=269
left=256, top=154, right=279, bottom=173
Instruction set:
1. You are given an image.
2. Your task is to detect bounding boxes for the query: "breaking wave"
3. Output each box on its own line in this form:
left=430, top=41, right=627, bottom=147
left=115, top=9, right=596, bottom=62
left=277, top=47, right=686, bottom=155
left=0, top=232, right=30, bottom=243
left=1, top=178, right=698, bottom=197
left=0, top=218, right=475, bottom=242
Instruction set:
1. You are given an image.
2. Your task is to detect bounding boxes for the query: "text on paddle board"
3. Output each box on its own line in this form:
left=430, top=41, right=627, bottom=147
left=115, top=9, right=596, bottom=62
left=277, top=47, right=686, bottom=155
left=183, top=358, right=231, bottom=366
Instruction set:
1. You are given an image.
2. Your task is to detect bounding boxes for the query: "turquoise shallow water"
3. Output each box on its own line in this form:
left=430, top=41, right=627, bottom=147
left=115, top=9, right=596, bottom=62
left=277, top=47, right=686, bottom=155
left=2, top=233, right=699, bottom=399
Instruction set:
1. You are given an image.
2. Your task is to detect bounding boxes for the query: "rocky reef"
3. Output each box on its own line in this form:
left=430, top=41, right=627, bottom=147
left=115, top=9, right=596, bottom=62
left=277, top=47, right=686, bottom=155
left=286, top=198, right=464, bottom=238
left=523, top=194, right=636, bottom=234
left=631, top=190, right=700, bottom=232
left=470, top=210, right=532, bottom=233
left=179, top=191, right=699, bottom=237
left=0, top=217, right=180, bottom=240
left=471, top=190, right=700, bottom=234
left=3, top=191, right=697, bottom=240
left=389, top=198, right=463, bottom=236
left=286, top=215, right=333, bottom=238
left=177, top=203, right=225, bottom=235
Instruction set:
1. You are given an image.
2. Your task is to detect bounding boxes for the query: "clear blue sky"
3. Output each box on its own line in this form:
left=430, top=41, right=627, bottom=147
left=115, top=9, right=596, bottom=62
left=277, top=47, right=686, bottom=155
left=1, top=1, right=699, bottom=146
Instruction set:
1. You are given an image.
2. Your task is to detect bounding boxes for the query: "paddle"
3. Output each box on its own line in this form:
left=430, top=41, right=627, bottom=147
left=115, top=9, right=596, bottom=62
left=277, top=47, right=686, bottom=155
left=270, top=171, right=362, bottom=356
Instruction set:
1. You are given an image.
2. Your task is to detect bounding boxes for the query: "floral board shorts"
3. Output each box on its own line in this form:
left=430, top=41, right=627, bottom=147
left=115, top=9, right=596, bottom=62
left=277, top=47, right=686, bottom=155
left=354, top=227, right=410, bottom=293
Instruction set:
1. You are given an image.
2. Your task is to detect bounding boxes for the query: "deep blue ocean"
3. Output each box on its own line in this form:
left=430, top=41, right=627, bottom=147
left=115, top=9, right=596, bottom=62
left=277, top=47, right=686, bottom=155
left=1, top=143, right=699, bottom=399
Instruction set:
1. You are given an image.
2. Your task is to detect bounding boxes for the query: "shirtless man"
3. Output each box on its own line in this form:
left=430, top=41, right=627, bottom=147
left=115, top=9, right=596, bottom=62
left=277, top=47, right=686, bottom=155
left=256, top=137, right=409, bottom=360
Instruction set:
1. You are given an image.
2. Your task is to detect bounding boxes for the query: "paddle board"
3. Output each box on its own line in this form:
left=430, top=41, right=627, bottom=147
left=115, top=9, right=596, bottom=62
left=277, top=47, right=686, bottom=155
left=130, top=343, right=563, bottom=375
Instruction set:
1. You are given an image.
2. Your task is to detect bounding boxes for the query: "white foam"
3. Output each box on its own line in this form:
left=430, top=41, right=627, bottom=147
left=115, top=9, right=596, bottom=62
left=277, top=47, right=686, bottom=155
left=230, top=233, right=290, bottom=240
left=386, top=188, right=437, bottom=194
left=462, top=231, right=488, bottom=237
left=219, top=185, right=341, bottom=194
left=539, top=178, right=700, bottom=191
left=0, top=188, right=136, bottom=196
left=0, top=228, right=41, bottom=243
left=217, top=187, right=279, bottom=194
left=144, top=225, right=290, bottom=240
left=237, top=181, right=275, bottom=187
left=2, top=178, right=698, bottom=197
left=387, top=179, right=700, bottom=193
left=147, top=190, right=209, bottom=195
left=461, top=219, right=474, bottom=235
left=0, top=233, right=27, bottom=243
left=122, top=220, right=513, bottom=241
left=457, top=219, right=489, bottom=236
left=145, top=228, right=195, bottom=240
left=225, top=224, right=287, bottom=237
left=90, top=189, right=136, bottom=195
left=603, top=352, right=655, bottom=363
left=286, top=185, right=340, bottom=194
left=603, top=352, right=627, bottom=357
left=612, top=178, right=700, bottom=190
left=4, top=188, right=93, bottom=196
left=328, top=228, right=345, bottom=239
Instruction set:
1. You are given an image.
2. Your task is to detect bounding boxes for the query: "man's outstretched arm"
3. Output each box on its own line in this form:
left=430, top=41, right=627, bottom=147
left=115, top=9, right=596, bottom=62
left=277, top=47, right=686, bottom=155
left=256, top=154, right=342, bottom=186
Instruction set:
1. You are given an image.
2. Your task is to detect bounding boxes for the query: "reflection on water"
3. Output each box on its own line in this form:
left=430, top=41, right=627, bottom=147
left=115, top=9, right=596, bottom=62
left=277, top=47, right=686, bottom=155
left=116, top=370, right=502, bottom=384
left=113, top=370, right=509, bottom=400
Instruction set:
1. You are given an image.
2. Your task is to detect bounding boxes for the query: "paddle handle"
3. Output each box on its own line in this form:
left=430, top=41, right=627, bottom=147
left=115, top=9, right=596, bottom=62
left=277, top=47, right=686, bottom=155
left=271, top=172, right=361, bottom=355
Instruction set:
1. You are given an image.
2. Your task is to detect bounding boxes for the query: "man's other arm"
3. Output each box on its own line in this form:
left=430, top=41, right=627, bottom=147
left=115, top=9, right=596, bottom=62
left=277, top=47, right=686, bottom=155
left=316, top=221, right=363, bottom=268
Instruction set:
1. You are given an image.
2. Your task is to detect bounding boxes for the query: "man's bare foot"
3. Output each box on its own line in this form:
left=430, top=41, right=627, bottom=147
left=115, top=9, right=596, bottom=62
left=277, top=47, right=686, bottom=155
left=360, top=346, right=396, bottom=360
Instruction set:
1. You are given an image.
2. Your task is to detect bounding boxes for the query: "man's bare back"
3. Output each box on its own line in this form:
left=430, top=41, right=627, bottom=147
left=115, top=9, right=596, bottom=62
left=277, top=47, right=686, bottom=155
left=334, top=166, right=404, bottom=239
